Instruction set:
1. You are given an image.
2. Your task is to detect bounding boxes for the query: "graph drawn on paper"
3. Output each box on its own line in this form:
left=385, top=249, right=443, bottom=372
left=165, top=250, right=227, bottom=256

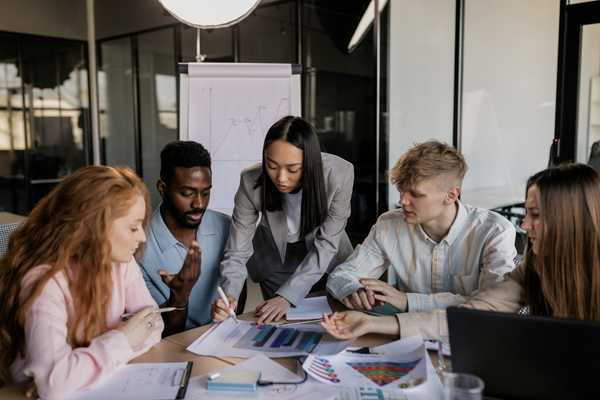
left=186, top=76, right=293, bottom=214
left=192, top=78, right=292, bottom=163
left=306, top=357, right=340, bottom=384
left=346, top=361, right=421, bottom=387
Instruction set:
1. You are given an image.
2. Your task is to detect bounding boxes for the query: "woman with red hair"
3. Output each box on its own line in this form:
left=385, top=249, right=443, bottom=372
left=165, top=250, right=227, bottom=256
left=0, top=166, right=163, bottom=399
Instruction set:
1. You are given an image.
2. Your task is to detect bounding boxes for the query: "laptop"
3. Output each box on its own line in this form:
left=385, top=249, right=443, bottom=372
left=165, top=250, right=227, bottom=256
left=447, top=307, right=600, bottom=400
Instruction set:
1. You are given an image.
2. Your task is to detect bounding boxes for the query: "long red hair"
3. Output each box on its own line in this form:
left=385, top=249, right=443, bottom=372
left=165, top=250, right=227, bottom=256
left=0, top=166, right=150, bottom=385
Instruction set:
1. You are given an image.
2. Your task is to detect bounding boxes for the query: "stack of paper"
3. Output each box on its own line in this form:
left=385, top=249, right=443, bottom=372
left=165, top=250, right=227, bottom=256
left=287, top=296, right=333, bottom=320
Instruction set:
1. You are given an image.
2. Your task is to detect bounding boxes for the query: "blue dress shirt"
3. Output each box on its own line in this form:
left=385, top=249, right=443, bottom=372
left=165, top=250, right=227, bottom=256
left=138, top=207, right=231, bottom=329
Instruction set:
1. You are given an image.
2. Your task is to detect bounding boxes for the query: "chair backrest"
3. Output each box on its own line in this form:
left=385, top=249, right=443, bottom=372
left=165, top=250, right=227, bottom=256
left=588, top=140, right=600, bottom=172
left=0, top=222, right=21, bottom=259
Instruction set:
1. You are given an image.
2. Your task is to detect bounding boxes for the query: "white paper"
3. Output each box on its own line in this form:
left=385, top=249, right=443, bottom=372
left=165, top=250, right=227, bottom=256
left=187, top=319, right=349, bottom=358
left=286, top=296, right=333, bottom=320
left=402, top=350, right=443, bottom=400
left=184, top=354, right=339, bottom=400
left=66, top=362, right=188, bottom=400
left=303, top=336, right=427, bottom=390
left=423, top=339, right=451, bottom=357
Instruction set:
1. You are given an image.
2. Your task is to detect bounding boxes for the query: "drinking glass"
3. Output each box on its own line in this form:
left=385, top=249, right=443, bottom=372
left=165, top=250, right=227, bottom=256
left=442, top=372, right=484, bottom=400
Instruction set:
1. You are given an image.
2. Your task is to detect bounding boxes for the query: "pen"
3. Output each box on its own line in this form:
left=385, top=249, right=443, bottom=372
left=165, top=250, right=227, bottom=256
left=217, top=286, right=238, bottom=323
left=120, top=306, right=184, bottom=321
left=176, top=361, right=193, bottom=399
left=273, top=318, right=323, bottom=327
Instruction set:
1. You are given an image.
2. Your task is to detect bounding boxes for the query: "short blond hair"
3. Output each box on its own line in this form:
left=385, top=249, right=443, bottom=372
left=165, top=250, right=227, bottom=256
left=390, top=140, right=467, bottom=190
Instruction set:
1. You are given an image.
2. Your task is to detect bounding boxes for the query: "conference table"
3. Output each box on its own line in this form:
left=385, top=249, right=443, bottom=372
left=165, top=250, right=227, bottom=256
left=0, top=312, right=439, bottom=399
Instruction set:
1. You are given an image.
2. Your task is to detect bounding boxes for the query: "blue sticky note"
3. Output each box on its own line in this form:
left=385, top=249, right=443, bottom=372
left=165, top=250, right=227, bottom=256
left=207, top=370, right=261, bottom=392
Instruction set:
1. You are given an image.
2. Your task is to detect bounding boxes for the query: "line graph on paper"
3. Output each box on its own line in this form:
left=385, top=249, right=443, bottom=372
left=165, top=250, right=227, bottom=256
left=193, top=82, right=291, bottom=162
left=209, top=91, right=290, bottom=161
left=187, top=76, right=295, bottom=213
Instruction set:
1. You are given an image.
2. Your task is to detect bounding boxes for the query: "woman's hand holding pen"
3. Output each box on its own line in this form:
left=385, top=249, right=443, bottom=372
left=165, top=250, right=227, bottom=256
left=212, top=294, right=238, bottom=322
left=117, top=306, right=162, bottom=350
left=255, top=296, right=290, bottom=325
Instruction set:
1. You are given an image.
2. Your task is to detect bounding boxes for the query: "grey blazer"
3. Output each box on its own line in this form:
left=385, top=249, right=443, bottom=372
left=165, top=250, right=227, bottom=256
left=219, top=153, right=354, bottom=306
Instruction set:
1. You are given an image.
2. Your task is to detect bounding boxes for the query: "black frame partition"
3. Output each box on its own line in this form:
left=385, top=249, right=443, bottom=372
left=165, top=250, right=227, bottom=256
left=554, top=0, right=600, bottom=163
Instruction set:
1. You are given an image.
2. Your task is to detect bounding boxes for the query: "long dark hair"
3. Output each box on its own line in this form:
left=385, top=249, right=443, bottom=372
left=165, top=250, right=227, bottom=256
left=523, top=163, right=600, bottom=320
left=255, top=116, right=327, bottom=238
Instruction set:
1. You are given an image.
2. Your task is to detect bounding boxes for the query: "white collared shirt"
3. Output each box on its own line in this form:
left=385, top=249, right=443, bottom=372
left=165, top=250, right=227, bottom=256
left=283, top=189, right=302, bottom=243
left=327, top=201, right=517, bottom=312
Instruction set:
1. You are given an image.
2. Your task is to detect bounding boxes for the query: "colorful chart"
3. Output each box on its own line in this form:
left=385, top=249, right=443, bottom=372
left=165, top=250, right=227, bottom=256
left=306, top=357, right=340, bottom=383
left=346, top=361, right=420, bottom=387
left=233, top=324, right=324, bottom=353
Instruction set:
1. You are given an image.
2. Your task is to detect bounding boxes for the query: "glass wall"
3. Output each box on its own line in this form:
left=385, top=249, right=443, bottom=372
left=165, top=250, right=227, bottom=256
left=98, top=37, right=136, bottom=169
left=138, top=28, right=177, bottom=206
left=0, top=32, right=89, bottom=214
left=239, top=2, right=296, bottom=63
left=387, top=1, right=456, bottom=209
left=302, top=1, right=384, bottom=242
left=459, top=0, right=560, bottom=209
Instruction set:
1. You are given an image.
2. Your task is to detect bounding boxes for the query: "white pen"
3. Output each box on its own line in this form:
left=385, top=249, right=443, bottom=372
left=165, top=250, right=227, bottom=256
left=272, top=318, right=323, bottom=327
left=217, top=286, right=238, bottom=323
left=120, top=306, right=184, bottom=321
left=208, top=373, right=221, bottom=380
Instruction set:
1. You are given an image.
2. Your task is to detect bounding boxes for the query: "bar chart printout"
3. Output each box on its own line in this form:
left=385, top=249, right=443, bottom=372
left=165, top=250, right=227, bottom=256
left=234, top=325, right=324, bottom=353
left=186, top=319, right=349, bottom=358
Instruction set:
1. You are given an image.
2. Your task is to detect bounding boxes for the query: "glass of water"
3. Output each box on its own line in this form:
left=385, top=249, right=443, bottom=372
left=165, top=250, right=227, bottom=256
left=442, top=372, right=484, bottom=400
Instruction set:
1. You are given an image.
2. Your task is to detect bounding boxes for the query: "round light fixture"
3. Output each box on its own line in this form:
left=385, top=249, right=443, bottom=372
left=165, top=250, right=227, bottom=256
left=157, top=0, right=261, bottom=29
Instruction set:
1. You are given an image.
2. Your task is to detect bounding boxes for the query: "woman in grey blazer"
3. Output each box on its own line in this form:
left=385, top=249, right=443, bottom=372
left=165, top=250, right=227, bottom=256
left=213, top=116, right=354, bottom=324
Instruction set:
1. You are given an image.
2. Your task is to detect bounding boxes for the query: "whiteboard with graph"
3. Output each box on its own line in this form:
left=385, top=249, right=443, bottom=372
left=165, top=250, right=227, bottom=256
left=179, top=63, right=301, bottom=214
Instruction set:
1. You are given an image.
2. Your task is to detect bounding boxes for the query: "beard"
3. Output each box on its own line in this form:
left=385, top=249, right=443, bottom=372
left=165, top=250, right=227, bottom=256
left=162, top=194, right=205, bottom=229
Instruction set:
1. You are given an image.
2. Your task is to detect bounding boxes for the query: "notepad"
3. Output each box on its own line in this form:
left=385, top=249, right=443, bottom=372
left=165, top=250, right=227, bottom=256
left=207, top=370, right=261, bottom=392
left=66, top=362, right=192, bottom=400
left=287, top=296, right=332, bottom=320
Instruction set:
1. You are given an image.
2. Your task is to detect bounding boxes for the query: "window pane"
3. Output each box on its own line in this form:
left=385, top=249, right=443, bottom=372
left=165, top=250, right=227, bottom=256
left=460, top=0, right=560, bottom=209
left=181, top=25, right=233, bottom=62
left=576, top=24, right=600, bottom=163
left=240, top=3, right=295, bottom=63
left=138, top=28, right=177, bottom=207
left=303, top=2, right=377, bottom=241
left=99, top=37, right=136, bottom=168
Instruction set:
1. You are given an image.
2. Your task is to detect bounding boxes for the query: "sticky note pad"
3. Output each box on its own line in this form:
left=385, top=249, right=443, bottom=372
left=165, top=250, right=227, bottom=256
left=207, top=370, right=261, bottom=392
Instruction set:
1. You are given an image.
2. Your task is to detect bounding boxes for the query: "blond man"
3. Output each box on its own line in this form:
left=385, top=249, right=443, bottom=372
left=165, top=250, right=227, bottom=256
left=327, top=141, right=517, bottom=322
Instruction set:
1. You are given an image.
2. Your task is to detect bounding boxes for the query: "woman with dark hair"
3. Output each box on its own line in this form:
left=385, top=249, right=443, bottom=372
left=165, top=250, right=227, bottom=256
left=319, top=163, right=600, bottom=340
left=213, top=115, right=354, bottom=324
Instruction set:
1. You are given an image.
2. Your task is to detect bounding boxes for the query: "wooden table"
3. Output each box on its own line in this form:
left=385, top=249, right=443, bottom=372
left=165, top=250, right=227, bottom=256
left=0, top=313, right=428, bottom=399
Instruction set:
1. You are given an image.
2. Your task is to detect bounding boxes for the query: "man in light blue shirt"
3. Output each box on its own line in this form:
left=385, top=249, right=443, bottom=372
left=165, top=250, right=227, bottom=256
left=138, top=141, right=230, bottom=335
